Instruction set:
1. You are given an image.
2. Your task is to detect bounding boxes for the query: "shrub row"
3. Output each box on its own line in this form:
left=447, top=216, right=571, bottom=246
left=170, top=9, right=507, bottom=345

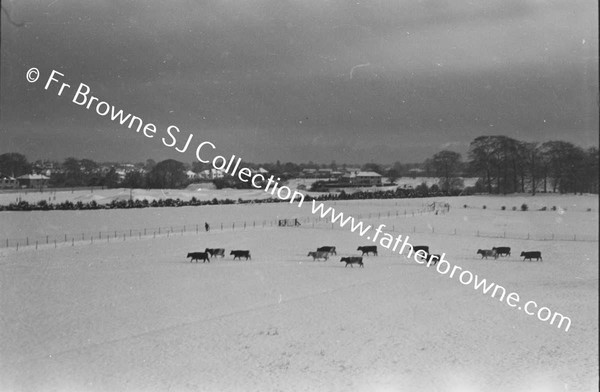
left=0, top=189, right=456, bottom=211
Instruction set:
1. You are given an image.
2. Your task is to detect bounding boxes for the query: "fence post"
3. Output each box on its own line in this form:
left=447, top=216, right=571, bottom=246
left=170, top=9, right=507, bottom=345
left=196, top=224, right=198, bottom=234
left=477, top=230, right=479, bottom=237
left=26, top=237, right=29, bottom=246
left=72, top=238, right=74, bottom=246
left=124, top=234, right=126, bottom=241
left=454, top=228, right=457, bottom=235
left=6, top=239, right=8, bottom=248
left=54, top=240, right=57, bottom=248
left=233, top=223, right=235, bottom=230
left=574, top=234, right=576, bottom=241
left=244, top=222, right=246, bottom=229
left=91, top=236, right=93, bottom=244
left=35, top=241, right=38, bottom=250
left=221, top=223, right=223, bottom=230
left=99, top=232, right=102, bottom=239
left=46, top=235, right=49, bottom=244
left=16, top=242, right=18, bottom=251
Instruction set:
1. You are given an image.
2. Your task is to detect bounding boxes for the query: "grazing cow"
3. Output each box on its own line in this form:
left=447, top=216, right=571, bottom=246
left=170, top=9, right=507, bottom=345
left=413, top=245, right=429, bottom=255
left=340, top=257, right=364, bottom=268
left=477, top=249, right=498, bottom=259
left=205, top=248, right=225, bottom=258
left=231, top=250, right=251, bottom=260
left=187, top=252, right=210, bottom=263
left=425, top=253, right=441, bottom=266
left=492, top=247, right=511, bottom=257
left=357, top=246, right=378, bottom=256
left=317, top=246, right=337, bottom=255
left=521, top=251, right=542, bottom=261
left=411, top=245, right=429, bottom=260
left=307, top=251, right=329, bottom=261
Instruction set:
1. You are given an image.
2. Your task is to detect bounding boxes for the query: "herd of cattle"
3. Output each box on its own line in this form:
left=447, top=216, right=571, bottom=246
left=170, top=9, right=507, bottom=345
left=477, top=247, right=543, bottom=261
left=187, top=245, right=543, bottom=266
left=187, top=248, right=250, bottom=263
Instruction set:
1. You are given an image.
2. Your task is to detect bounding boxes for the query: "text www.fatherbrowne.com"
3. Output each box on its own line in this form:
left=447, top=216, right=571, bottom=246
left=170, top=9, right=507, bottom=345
left=310, top=200, right=572, bottom=332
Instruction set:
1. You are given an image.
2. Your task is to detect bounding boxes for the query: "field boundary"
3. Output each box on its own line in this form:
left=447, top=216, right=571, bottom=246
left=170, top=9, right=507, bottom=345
left=2, top=204, right=597, bottom=253
left=1, top=207, right=433, bottom=251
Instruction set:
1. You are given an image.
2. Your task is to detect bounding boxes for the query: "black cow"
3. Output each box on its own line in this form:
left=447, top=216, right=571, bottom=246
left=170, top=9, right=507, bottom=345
left=412, top=245, right=429, bottom=260
left=317, top=246, right=337, bottom=255
left=425, top=253, right=441, bottom=266
left=206, top=248, right=225, bottom=258
left=492, top=247, right=511, bottom=257
left=357, top=245, right=378, bottom=256
left=413, top=245, right=429, bottom=255
left=521, top=251, right=542, bottom=261
left=307, top=251, right=329, bottom=261
left=340, top=257, right=364, bottom=268
left=477, top=249, right=498, bottom=259
left=187, top=252, right=210, bottom=263
left=231, top=250, right=251, bottom=260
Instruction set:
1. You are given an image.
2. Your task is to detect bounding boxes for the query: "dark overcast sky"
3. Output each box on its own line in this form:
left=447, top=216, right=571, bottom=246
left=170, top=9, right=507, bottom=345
left=1, top=0, right=598, bottom=164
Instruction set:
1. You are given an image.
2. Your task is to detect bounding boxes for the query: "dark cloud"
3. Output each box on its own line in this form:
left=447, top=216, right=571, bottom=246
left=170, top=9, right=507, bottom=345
left=1, top=0, right=597, bottom=164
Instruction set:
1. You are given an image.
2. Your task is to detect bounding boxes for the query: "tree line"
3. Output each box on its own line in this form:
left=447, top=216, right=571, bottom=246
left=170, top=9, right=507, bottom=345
left=466, top=136, right=598, bottom=194
left=0, top=135, right=597, bottom=194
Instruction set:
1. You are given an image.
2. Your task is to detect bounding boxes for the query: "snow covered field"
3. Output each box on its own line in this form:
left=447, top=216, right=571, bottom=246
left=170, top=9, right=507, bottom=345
left=1, top=194, right=598, bottom=391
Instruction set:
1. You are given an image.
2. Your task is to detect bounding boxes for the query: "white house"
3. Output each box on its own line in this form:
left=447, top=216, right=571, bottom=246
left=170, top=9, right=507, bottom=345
left=341, top=171, right=382, bottom=187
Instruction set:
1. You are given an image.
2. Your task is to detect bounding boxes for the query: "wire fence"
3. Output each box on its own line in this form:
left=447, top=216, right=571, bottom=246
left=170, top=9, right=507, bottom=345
left=308, top=220, right=598, bottom=243
left=1, top=207, right=435, bottom=251
left=2, top=205, right=597, bottom=252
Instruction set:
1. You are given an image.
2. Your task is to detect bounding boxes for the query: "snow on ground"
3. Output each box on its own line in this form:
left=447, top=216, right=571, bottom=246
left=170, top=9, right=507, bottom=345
left=0, top=195, right=597, bottom=391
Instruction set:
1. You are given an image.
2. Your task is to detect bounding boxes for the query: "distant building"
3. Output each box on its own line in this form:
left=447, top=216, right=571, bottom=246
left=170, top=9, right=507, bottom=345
left=341, top=171, right=382, bottom=187
left=408, top=168, right=425, bottom=178
left=0, top=174, right=18, bottom=189
left=301, top=168, right=317, bottom=178
left=16, top=174, right=50, bottom=188
left=317, top=168, right=333, bottom=178
left=186, top=170, right=198, bottom=180
left=198, top=168, right=226, bottom=180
